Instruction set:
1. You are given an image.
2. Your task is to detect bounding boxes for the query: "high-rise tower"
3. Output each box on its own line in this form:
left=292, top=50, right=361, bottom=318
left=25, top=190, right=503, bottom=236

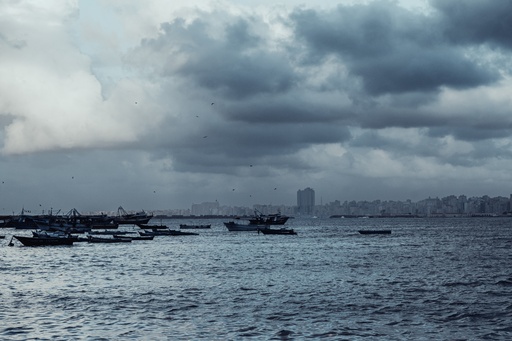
left=297, top=187, right=315, bottom=215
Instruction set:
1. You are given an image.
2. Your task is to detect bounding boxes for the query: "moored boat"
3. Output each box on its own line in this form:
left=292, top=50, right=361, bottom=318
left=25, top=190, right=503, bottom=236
left=248, top=210, right=290, bottom=225
left=224, top=221, right=262, bottom=232
left=358, top=230, right=391, bottom=235
left=139, top=229, right=199, bottom=236
left=88, top=230, right=134, bottom=235
left=258, top=227, right=297, bottom=235
left=115, top=206, right=153, bottom=225
left=13, top=235, right=74, bottom=246
left=179, top=224, right=211, bottom=229
left=87, top=235, right=132, bottom=243
left=136, top=224, right=169, bottom=229
left=113, top=234, right=154, bottom=241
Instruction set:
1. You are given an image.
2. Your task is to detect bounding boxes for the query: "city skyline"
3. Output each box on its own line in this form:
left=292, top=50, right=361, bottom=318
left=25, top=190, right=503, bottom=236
left=154, top=192, right=512, bottom=218
left=2, top=1, right=512, bottom=212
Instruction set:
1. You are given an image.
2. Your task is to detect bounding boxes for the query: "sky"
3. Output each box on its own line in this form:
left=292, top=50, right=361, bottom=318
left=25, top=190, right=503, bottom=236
left=1, top=0, right=512, bottom=214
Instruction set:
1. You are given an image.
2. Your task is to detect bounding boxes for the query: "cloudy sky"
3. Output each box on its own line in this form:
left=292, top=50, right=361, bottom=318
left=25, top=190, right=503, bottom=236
left=1, top=0, right=512, bottom=213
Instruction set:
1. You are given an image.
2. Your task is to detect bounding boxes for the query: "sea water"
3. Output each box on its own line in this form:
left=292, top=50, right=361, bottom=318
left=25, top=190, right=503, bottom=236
left=1, top=217, right=511, bottom=340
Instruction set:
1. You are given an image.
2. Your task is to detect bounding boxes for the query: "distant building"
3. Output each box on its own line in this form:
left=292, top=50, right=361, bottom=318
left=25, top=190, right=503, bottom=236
left=297, top=187, right=315, bottom=215
left=191, top=201, right=220, bottom=216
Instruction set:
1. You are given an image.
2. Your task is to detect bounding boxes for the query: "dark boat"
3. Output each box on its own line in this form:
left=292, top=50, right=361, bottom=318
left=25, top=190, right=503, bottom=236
left=113, top=234, right=154, bottom=241
left=0, top=235, right=5, bottom=239
left=179, top=224, right=211, bottom=229
left=88, top=230, right=134, bottom=235
left=13, top=235, right=74, bottom=246
left=248, top=210, right=289, bottom=225
left=358, top=230, right=391, bottom=235
left=115, top=206, right=153, bottom=225
left=258, top=227, right=297, bottom=235
left=139, top=229, right=199, bottom=236
left=136, top=224, right=169, bottom=229
left=224, top=221, right=261, bottom=232
left=87, top=235, right=132, bottom=243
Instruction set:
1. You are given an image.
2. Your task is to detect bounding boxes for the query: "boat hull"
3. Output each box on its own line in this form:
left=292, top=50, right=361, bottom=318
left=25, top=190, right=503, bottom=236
left=87, top=236, right=132, bottom=243
left=139, top=230, right=199, bottom=236
left=179, top=224, right=211, bottom=229
left=358, top=230, right=391, bottom=235
left=258, top=228, right=297, bottom=235
left=14, top=235, right=74, bottom=246
left=224, top=222, right=262, bottom=232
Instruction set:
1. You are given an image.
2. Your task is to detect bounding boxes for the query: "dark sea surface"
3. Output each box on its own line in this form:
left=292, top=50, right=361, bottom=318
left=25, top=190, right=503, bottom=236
left=1, top=217, right=512, bottom=340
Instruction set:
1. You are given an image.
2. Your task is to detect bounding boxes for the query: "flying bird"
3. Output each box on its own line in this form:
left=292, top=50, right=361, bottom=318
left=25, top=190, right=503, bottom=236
left=211, top=102, right=214, bottom=105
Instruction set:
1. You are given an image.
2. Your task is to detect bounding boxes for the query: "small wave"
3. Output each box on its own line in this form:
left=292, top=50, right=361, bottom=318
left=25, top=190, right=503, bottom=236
left=441, top=281, right=483, bottom=287
left=274, top=329, right=294, bottom=338
left=495, top=279, right=512, bottom=286
left=2, top=326, right=32, bottom=335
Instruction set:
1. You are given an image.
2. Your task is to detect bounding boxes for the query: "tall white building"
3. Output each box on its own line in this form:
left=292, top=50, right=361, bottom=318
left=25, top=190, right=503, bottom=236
left=297, top=187, right=315, bottom=215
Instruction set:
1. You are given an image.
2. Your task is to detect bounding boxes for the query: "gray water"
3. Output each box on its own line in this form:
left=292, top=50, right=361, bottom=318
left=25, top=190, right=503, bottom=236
left=1, top=217, right=511, bottom=340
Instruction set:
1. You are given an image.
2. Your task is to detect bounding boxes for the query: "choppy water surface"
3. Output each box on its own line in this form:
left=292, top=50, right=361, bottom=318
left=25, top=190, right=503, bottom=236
left=1, top=217, right=511, bottom=340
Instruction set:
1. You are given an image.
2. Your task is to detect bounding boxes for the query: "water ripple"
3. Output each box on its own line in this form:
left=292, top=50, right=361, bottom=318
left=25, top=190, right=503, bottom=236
left=2, top=218, right=512, bottom=339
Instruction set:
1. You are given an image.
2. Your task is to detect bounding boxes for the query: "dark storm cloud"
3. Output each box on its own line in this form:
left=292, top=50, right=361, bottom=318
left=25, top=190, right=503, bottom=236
left=167, top=119, right=351, bottom=171
left=289, top=1, right=500, bottom=96
left=350, top=129, right=512, bottom=168
left=431, top=0, right=512, bottom=48
left=137, top=16, right=297, bottom=99
left=428, top=126, right=512, bottom=142
left=222, top=99, right=355, bottom=124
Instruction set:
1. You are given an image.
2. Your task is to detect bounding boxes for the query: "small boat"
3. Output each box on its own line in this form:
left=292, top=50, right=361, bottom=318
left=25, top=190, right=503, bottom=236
left=88, top=230, right=134, bottom=235
left=113, top=234, right=154, bottom=241
left=223, top=221, right=262, bottom=232
left=13, top=235, right=74, bottom=246
left=0, top=235, right=5, bottom=239
left=136, top=224, right=169, bottom=230
left=358, top=230, right=391, bottom=235
left=248, top=210, right=290, bottom=225
left=87, top=235, right=132, bottom=243
left=258, top=227, right=297, bottom=235
left=115, top=206, right=153, bottom=225
left=179, top=224, right=211, bottom=229
left=139, top=229, right=199, bottom=236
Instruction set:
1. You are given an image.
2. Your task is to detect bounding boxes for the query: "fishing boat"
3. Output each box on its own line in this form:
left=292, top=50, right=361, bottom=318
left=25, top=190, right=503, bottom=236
left=258, top=227, right=297, bottom=235
left=88, top=230, right=134, bottom=235
left=112, top=235, right=154, bottom=241
left=115, top=206, right=153, bottom=225
left=136, top=224, right=169, bottom=229
left=358, top=230, right=391, bottom=235
left=87, top=235, right=132, bottom=243
left=138, top=229, right=199, bottom=236
left=13, top=235, right=75, bottom=246
left=248, top=210, right=290, bottom=225
left=223, top=221, right=262, bottom=232
left=179, top=224, right=211, bottom=229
